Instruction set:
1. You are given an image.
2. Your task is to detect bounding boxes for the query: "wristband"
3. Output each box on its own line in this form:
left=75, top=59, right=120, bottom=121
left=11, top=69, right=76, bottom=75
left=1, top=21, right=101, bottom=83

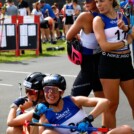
left=83, top=114, right=94, bottom=123
left=33, top=112, right=40, bottom=120
left=125, top=26, right=131, bottom=33
left=121, top=39, right=128, bottom=46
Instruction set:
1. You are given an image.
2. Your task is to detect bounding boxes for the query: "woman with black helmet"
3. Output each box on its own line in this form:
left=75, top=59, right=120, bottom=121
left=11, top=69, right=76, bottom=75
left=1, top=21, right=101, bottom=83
left=6, top=72, right=47, bottom=134
left=34, top=73, right=109, bottom=134
left=31, top=74, right=133, bottom=134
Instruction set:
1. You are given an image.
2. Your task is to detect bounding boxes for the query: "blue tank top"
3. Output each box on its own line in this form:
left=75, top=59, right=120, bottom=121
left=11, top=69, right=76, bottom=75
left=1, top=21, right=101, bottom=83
left=65, top=4, right=74, bottom=16
left=99, top=13, right=129, bottom=52
left=44, top=96, right=88, bottom=134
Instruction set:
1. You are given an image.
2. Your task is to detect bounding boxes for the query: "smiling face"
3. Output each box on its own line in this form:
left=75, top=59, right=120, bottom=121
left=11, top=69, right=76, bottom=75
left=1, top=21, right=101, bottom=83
left=43, top=86, right=63, bottom=105
left=94, top=0, right=113, bottom=14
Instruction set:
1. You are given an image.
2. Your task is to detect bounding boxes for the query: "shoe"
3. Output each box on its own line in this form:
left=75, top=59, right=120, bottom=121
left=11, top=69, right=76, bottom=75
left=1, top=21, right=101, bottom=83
left=51, top=40, right=57, bottom=44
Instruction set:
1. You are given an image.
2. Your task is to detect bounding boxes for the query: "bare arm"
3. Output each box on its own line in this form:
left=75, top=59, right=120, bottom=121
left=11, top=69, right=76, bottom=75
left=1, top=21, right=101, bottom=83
left=66, top=12, right=93, bottom=41
left=39, top=114, right=49, bottom=134
left=7, top=107, right=34, bottom=127
left=72, top=96, right=109, bottom=119
left=93, top=16, right=132, bottom=52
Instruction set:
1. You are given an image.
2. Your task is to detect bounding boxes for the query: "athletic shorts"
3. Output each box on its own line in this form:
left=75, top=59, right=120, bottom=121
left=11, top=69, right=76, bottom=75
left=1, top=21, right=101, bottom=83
left=99, top=52, right=134, bottom=81
left=55, top=22, right=59, bottom=29
left=71, top=53, right=103, bottom=97
left=40, top=20, right=49, bottom=29
left=65, top=16, right=74, bottom=25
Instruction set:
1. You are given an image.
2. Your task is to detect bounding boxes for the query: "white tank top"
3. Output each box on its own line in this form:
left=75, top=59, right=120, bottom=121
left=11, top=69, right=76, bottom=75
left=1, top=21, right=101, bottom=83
left=80, top=30, right=101, bottom=55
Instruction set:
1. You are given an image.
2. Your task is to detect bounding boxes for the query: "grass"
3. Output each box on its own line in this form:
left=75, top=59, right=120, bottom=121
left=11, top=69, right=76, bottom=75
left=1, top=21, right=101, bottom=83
left=0, top=39, right=67, bottom=63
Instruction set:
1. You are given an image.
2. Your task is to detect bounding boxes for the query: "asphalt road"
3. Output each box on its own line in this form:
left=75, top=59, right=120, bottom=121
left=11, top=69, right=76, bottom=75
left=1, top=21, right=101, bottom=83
left=0, top=55, right=133, bottom=134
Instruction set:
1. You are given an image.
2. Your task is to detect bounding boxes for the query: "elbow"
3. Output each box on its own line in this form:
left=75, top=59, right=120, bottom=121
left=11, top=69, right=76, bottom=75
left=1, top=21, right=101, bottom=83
left=66, top=33, right=72, bottom=41
left=7, top=120, right=13, bottom=127
left=101, top=46, right=111, bottom=52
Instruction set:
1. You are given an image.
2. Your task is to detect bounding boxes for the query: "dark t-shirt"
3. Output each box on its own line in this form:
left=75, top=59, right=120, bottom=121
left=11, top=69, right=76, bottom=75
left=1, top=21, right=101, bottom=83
left=18, top=0, right=29, bottom=9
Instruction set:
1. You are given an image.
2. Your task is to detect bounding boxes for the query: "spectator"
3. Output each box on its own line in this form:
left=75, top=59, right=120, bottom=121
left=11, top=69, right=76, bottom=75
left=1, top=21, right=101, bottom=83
left=31, top=2, right=50, bottom=53
left=72, top=0, right=81, bottom=20
left=17, top=0, right=30, bottom=16
left=51, top=4, right=61, bottom=39
left=39, top=0, right=57, bottom=44
left=63, top=0, right=74, bottom=36
left=93, top=0, right=134, bottom=128
left=6, top=0, right=18, bottom=16
left=17, top=0, right=31, bottom=54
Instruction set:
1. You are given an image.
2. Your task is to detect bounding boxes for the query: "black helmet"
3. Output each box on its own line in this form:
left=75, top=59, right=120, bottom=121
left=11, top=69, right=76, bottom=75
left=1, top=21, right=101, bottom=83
left=42, top=74, right=66, bottom=91
left=23, top=72, right=46, bottom=90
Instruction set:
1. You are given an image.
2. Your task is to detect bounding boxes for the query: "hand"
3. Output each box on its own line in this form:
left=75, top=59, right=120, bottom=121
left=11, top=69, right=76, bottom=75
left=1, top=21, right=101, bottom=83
left=32, top=103, right=51, bottom=123
left=34, top=103, right=49, bottom=116
left=13, top=97, right=27, bottom=107
left=77, top=121, right=89, bottom=133
left=77, top=115, right=93, bottom=133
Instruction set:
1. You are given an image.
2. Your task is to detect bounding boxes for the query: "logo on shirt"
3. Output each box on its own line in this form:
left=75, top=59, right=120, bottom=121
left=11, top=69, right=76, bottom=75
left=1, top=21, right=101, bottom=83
left=110, top=20, right=117, bottom=24
left=56, top=108, right=72, bottom=120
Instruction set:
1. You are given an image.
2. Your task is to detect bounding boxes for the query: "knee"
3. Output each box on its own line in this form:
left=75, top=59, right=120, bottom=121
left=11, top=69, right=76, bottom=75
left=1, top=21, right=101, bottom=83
left=107, top=125, right=133, bottom=134
left=109, top=101, right=119, bottom=113
left=122, top=125, right=133, bottom=134
left=6, top=127, right=22, bottom=134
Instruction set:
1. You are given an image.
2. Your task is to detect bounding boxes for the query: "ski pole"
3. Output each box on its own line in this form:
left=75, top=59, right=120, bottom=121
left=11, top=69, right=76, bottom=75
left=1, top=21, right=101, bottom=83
left=25, top=121, right=109, bottom=133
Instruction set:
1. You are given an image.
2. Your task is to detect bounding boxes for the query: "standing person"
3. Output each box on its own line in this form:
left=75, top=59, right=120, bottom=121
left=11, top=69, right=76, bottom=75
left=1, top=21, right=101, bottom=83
left=17, top=0, right=30, bottom=16
left=63, top=0, right=74, bottom=36
left=72, top=0, right=81, bottom=20
left=66, top=0, right=104, bottom=98
left=51, top=4, right=61, bottom=40
left=31, top=2, right=50, bottom=53
left=6, top=72, right=46, bottom=134
left=17, top=0, right=30, bottom=54
left=93, top=0, right=134, bottom=128
left=37, top=74, right=109, bottom=134
left=39, top=0, right=57, bottom=44
left=6, top=0, right=18, bottom=16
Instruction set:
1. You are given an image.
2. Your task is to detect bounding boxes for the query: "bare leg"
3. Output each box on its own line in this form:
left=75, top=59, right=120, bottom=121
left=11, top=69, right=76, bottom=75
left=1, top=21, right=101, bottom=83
left=120, top=79, right=134, bottom=119
left=107, top=125, right=133, bottom=134
left=6, top=127, right=23, bottom=134
left=42, top=129, right=59, bottom=134
left=40, top=28, right=46, bottom=42
left=94, top=91, right=105, bottom=127
left=100, top=79, right=120, bottom=128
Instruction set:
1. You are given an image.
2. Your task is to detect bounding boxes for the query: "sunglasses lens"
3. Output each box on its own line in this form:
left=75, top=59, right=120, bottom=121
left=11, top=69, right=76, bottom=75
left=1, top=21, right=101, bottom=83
left=86, top=0, right=93, bottom=3
left=25, top=89, right=37, bottom=95
left=43, top=86, right=59, bottom=94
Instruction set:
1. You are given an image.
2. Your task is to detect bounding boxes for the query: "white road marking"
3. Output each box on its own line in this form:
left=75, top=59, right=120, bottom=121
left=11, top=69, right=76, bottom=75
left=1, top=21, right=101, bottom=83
left=0, top=83, right=13, bottom=86
left=0, top=70, right=76, bottom=87
left=0, top=69, right=76, bottom=77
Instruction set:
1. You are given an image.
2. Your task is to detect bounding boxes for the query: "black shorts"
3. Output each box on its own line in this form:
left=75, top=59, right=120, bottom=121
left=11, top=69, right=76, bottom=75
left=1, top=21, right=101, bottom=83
left=99, top=52, right=134, bottom=81
left=40, top=20, right=49, bottom=29
left=71, top=53, right=103, bottom=97
left=65, top=16, right=74, bottom=25
left=55, top=22, right=59, bottom=29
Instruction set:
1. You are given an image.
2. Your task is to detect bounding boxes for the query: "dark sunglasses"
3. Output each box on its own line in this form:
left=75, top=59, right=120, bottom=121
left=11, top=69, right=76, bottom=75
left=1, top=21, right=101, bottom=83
left=85, top=0, right=93, bottom=3
left=25, top=89, right=37, bottom=95
left=43, top=86, right=62, bottom=94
